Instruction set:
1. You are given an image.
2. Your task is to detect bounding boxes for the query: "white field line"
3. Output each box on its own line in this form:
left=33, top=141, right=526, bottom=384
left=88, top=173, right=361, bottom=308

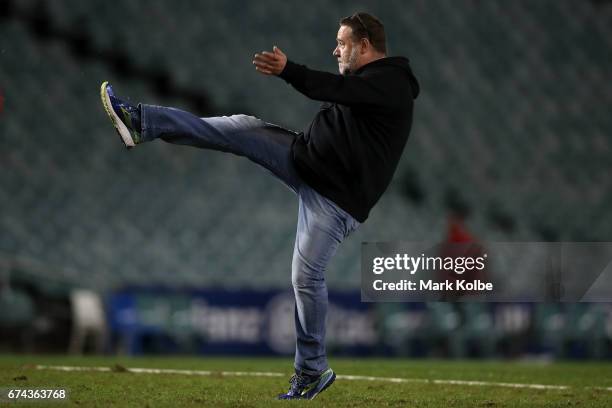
left=33, top=365, right=611, bottom=392
left=34, top=365, right=284, bottom=378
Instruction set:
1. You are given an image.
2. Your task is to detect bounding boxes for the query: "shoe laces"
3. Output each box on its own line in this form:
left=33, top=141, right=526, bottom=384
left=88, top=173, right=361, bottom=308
left=288, top=374, right=311, bottom=395
left=111, top=95, right=141, bottom=133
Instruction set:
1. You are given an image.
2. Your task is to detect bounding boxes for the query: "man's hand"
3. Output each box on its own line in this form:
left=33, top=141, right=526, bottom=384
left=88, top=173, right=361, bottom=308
left=253, top=46, right=287, bottom=76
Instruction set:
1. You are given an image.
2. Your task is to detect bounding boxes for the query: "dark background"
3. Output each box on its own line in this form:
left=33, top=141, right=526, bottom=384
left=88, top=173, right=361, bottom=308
left=1, top=0, right=611, bottom=358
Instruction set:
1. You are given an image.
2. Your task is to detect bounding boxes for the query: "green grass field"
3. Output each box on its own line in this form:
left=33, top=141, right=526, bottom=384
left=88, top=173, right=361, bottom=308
left=1, top=355, right=611, bottom=407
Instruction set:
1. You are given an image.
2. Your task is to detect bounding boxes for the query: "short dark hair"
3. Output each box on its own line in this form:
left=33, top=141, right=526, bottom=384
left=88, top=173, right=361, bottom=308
left=339, top=12, right=386, bottom=54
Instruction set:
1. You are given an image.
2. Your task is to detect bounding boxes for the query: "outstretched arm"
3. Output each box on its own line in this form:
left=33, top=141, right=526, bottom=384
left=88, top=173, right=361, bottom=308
left=253, top=46, right=401, bottom=108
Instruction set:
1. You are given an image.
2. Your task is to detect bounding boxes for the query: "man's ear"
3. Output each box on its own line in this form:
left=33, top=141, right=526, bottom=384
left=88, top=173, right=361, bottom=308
left=359, top=37, right=370, bottom=54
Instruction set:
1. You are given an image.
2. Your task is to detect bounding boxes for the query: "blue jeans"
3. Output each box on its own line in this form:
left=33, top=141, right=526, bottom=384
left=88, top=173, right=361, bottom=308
left=141, top=104, right=360, bottom=375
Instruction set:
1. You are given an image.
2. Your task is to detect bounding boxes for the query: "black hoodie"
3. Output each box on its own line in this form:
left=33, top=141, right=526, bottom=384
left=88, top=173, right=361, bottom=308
left=279, top=57, right=420, bottom=222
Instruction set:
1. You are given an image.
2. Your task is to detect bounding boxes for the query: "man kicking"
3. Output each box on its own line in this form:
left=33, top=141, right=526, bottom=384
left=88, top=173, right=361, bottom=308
left=100, top=12, right=419, bottom=400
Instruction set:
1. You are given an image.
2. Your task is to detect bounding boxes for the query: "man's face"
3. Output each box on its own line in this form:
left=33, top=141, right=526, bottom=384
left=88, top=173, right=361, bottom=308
left=333, top=25, right=361, bottom=75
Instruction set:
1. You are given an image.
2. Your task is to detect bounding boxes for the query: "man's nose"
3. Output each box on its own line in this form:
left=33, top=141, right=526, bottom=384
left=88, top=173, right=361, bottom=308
left=332, top=47, right=339, bottom=57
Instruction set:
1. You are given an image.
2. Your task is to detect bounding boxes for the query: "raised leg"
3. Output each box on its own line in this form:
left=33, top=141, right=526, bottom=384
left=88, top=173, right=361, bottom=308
left=140, top=104, right=302, bottom=192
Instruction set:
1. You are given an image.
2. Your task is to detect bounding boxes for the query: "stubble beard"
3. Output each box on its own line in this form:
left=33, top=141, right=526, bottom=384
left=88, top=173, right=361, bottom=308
left=339, top=47, right=360, bottom=75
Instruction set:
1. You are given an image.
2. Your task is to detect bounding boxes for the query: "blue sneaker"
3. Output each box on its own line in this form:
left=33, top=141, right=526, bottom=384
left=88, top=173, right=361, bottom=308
left=277, top=368, right=336, bottom=400
left=100, top=81, right=142, bottom=148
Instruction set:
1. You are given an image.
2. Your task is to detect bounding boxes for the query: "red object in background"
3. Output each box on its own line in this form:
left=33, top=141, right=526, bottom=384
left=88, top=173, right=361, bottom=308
left=437, top=215, right=489, bottom=300
left=448, top=216, right=474, bottom=243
